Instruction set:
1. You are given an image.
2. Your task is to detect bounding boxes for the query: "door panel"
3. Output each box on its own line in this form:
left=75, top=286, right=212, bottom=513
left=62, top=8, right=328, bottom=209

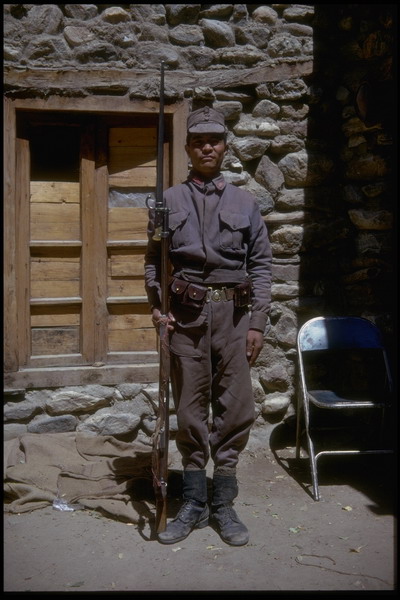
left=106, top=126, right=160, bottom=358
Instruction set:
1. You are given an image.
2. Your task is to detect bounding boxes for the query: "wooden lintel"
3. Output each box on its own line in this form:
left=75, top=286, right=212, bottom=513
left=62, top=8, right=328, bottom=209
left=4, top=61, right=314, bottom=95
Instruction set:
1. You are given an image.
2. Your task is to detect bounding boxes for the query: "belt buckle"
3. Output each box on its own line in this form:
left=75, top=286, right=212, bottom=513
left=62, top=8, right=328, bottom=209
left=211, top=289, right=223, bottom=302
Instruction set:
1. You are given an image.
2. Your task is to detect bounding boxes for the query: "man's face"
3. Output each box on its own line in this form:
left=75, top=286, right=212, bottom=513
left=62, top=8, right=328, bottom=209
left=185, top=133, right=227, bottom=178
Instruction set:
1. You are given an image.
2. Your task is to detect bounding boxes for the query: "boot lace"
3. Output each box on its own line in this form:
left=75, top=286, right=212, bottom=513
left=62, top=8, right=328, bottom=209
left=175, top=500, right=203, bottom=521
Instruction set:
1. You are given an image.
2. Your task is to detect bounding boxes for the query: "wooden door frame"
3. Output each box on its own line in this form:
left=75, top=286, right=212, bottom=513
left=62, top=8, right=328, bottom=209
left=3, top=95, right=189, bottom=390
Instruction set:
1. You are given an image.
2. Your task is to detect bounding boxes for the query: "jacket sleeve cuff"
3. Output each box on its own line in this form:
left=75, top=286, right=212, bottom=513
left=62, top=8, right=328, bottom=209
left=249, top=311, right=268, bottom=333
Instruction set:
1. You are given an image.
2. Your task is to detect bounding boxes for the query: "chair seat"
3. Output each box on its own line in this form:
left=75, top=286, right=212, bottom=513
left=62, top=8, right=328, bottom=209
left=308, top=389, right=384, bottom=409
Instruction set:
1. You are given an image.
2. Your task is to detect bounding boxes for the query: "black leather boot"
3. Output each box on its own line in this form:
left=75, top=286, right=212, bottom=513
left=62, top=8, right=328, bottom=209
left=157, top=470, right=209, bottom=544
left=211, top=473, right=249, bottom=546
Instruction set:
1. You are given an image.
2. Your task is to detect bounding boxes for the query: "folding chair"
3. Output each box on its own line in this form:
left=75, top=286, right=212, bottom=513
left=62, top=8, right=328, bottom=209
left=295, top=316, right=393, bottom=501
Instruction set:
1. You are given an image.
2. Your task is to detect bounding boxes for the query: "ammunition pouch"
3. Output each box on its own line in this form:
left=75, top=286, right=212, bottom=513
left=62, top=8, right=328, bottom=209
left=170, top=279, right=208, bottom=310
left=233, top=281, right=252, bottom=308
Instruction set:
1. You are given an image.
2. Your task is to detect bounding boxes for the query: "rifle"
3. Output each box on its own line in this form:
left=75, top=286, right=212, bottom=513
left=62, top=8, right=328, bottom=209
left=150, top=61, right=170, bottom=534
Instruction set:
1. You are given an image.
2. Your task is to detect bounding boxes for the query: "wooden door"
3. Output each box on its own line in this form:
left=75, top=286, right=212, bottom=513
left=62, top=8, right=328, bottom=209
left=4, top=96, right=189, bottom=388
left=17, top=114, right=164, bottom=369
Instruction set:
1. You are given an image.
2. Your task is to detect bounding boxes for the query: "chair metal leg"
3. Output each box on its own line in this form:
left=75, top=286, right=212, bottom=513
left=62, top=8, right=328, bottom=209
left=306, top=433, right=320, bottom=501
left=295, top=396, right=303, bottom=459
left=295, top=411, right=302, bottom=459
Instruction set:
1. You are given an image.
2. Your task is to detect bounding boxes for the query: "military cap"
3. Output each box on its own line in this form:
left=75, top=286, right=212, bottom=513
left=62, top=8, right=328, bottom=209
left=187, top=106, right=226, bottom=134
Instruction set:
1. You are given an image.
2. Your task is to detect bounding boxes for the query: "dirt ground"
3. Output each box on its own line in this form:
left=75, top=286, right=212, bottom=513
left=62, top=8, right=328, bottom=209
left=3, top=422, right=397, bottom=595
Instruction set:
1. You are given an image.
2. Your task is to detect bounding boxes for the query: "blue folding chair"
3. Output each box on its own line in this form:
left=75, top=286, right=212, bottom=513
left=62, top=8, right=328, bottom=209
left=295, top=316, right=393, bottom=501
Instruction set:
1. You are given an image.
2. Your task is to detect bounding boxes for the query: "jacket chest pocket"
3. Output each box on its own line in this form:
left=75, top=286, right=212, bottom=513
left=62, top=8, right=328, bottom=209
left=169, top=210, right=192, bottom=247
left=219, top=211, right=250, bottom=253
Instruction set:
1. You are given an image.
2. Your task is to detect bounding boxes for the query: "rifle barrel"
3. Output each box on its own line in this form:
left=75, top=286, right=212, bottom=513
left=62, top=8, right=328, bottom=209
left=152, top=61, right=170, bottom=536
left=156, top=61, right=165, bottom=212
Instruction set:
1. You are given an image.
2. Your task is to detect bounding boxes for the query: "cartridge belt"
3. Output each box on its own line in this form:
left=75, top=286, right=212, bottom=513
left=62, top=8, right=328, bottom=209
left=170, top=278, right=251, bottom=309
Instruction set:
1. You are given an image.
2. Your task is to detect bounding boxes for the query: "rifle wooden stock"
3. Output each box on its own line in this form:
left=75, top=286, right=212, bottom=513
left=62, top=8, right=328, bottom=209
left=151, top=61, right=170, bottom=534
left=153, top=318, right=170, bottom=533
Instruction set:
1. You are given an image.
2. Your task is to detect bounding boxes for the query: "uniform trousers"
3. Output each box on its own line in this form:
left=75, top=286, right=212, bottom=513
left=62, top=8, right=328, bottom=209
left=169, top=297, right=255, bottom=472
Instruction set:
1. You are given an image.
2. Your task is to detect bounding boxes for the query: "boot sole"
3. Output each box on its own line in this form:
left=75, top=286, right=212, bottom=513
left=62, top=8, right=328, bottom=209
left=157, top=516, right=209, bottom=545
left=219, top=533, right=249, bottom=546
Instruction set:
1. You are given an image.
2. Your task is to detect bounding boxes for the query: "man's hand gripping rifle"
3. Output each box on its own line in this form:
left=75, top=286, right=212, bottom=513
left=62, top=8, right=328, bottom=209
left=146, top=62, right=170, bottom=534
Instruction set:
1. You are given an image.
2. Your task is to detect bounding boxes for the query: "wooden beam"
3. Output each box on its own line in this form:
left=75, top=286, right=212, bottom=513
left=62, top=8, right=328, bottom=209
left=106, top=297, right=148, bottom=304
left=15, top=137, right=31, bottom=367
left=80, top=124, right=96, bottom=363
left=93, top=122, right=109, bottom=364
left=6, top=95, right=183, bottom=115
left=106, top=240, right=147, bottom=247
left=30, top=297, right=82, bottom=305
left=30, top=241, right=83, bottom=247
left=4, top=363, right=159, bottom=389
left=4, top=61, right=314, bottom=92
left=3, top=98, right=18, bottom=372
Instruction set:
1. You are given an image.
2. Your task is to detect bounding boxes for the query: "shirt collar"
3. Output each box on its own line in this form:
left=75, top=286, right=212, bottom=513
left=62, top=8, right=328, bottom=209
left=188, top=171, right=226, bottom=192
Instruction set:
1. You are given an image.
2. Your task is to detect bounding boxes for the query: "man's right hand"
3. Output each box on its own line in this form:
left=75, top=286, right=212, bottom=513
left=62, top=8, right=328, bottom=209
left=151, top=308, right=176, bottom=332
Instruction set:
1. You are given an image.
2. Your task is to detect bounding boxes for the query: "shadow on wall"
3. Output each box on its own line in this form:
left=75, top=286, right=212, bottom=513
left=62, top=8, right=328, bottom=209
left=271, top=4, right=396, bottom=508
left=298, top=3, right=396, bottom=355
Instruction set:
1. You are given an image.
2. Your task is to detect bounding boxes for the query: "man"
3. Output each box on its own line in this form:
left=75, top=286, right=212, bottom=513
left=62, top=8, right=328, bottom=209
left=144, top=106, right=272, bottom=546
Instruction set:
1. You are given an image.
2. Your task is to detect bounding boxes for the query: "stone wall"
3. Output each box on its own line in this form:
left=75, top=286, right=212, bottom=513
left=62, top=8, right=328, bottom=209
left=3, top=5, right=396, bottom=445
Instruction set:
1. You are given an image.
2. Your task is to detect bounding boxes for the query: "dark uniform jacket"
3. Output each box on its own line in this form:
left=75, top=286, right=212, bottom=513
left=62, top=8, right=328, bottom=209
left=145, top=172, right=272, bottom=333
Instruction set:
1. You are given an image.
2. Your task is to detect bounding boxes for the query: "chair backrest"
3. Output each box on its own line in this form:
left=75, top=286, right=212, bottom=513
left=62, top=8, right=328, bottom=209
left=297, top=316, right=393, bottom=397
left=298, top=316, right=384, bottom=352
